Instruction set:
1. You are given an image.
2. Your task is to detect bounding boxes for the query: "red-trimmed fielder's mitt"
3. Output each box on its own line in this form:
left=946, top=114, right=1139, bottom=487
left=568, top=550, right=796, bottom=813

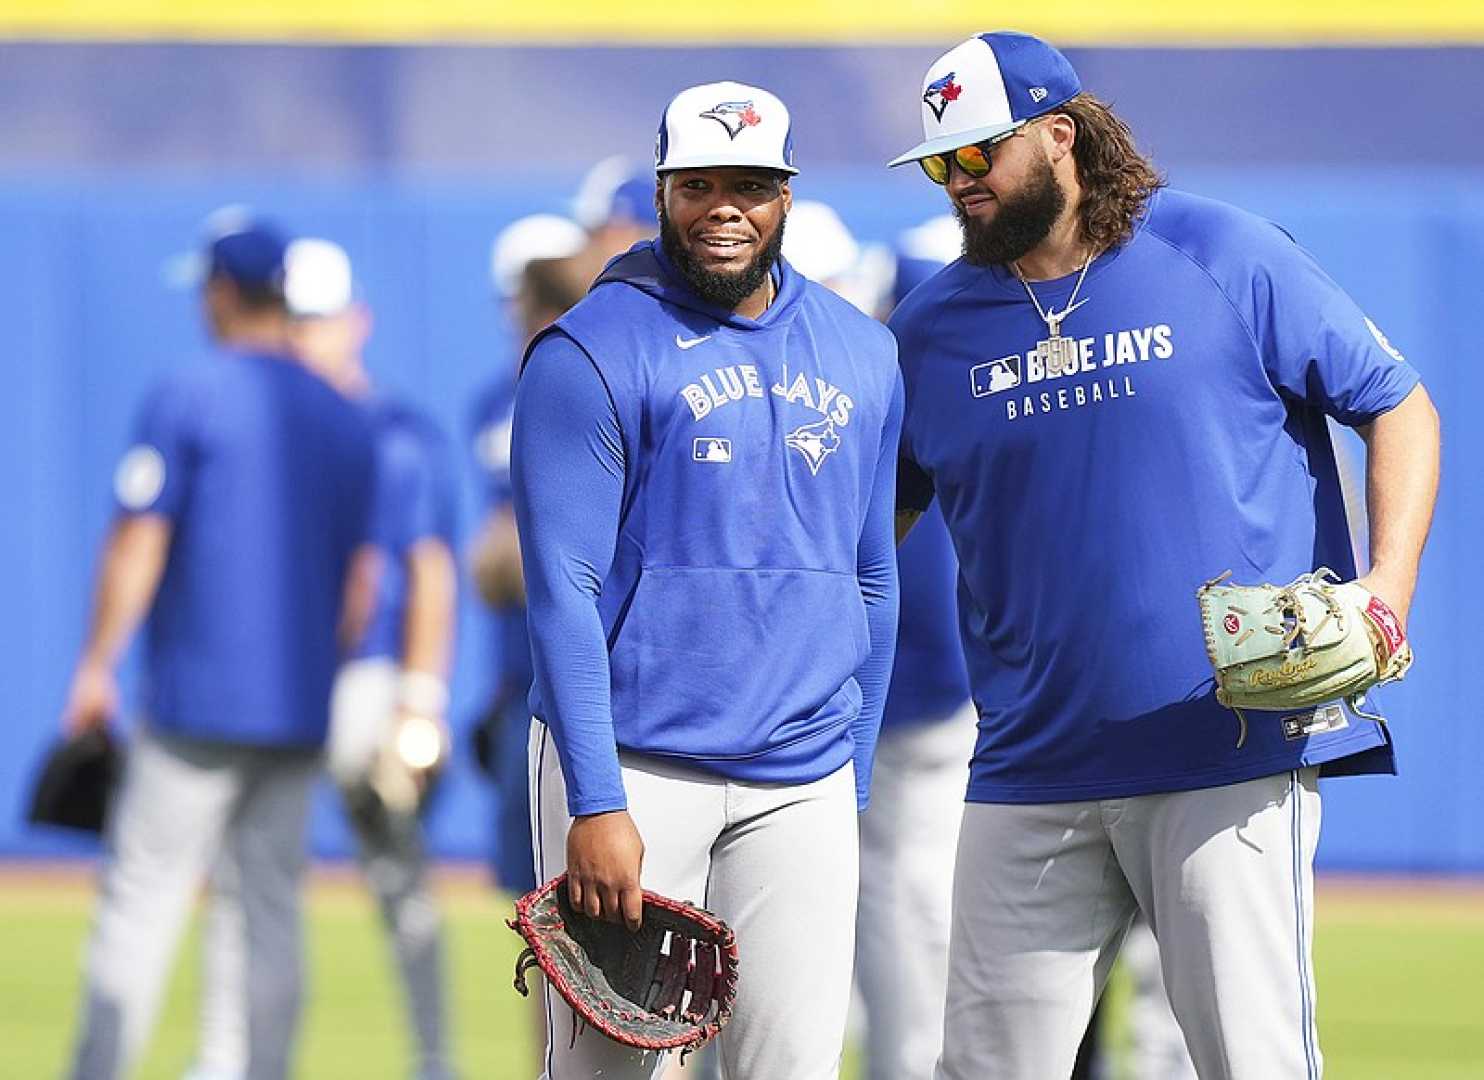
left=1197, top=567, right=1413, bottom=747
left=507, top=872, right=739, bottom=1058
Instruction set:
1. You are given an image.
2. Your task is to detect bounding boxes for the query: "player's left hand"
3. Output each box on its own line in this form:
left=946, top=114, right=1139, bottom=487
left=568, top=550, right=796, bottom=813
left=61, top=659, right=118, bottom=737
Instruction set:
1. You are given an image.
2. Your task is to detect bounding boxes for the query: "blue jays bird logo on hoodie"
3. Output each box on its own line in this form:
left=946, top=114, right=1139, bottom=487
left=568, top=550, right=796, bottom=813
left=785, top=417, right=841, bottom=474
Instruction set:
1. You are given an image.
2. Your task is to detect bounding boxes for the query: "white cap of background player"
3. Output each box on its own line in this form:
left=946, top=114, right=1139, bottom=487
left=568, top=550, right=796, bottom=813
left=655, top=81, right=798, bottom=175
left=284, top=238, right=354, bottom=317
left=781, top=200, right=883, bottom=314
left=489, top=214, right=587, bottom=300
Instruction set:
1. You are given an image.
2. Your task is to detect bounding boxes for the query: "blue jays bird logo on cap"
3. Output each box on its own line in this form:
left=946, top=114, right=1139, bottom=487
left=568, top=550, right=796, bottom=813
left=784, top=417, right=841, bottom=475
left=923, top=72, right=963, bottom=122
left=700, top=100, right=763, bottom=140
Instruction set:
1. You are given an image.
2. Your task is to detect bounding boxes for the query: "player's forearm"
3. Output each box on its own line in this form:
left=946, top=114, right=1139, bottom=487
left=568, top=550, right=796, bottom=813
left=79, top=514, right=172, bottom=668
left=1357, top=383, right=1440, bottom=606
left=401, top=537, right=458, bottom=679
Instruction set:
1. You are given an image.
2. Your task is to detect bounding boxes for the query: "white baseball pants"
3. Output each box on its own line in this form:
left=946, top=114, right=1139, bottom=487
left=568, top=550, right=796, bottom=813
left=937, top=768, right=1323, bottom=1080
left=530, top=720, right=860, bottom=1080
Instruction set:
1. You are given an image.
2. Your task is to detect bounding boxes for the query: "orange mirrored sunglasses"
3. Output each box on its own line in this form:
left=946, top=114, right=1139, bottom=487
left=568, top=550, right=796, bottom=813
left=917, top=125, right=1026, bottom=185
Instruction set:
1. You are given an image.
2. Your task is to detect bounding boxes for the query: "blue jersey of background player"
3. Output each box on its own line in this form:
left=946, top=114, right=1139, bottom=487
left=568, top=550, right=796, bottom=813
left=76, top=221, right=376, bottom=750
left=354, top=397, right=460, bottom=665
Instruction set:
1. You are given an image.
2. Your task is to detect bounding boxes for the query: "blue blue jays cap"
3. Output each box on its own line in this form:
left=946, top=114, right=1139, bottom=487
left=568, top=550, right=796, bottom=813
left=209, top=226, right=288, bottom=290
left=888, top=32, right=1081, bottom=168
left=656, top=81, right=798, bottom=176
left=572, top=157, right=659, bottom=231
left=164, top=205, right=288, bottom=293
left=607, top=176, right=658, bottom=227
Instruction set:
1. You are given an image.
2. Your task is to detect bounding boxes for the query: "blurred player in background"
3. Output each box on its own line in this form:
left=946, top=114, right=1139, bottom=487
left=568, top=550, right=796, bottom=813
left=187, top=238, right=460, bottom=1080
left=571, top=155, right=661, bottom=267
left=888, top=31, right=1440, bottom=1078
left=469, top=213, right=587, bottom=900
left=514, top=82, right=902, bottom=1079
left=790, top=210, right=979, bottom=1080
left=467, top=214, right=588, bottom=1076
left=63, top=212, right=377, bottom=1080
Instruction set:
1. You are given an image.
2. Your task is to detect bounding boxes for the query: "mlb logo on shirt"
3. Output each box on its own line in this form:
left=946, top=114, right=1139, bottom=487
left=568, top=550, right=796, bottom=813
left=970, top=355, right=1022, bottom=397
left=693, top=437, right=733, bottom=463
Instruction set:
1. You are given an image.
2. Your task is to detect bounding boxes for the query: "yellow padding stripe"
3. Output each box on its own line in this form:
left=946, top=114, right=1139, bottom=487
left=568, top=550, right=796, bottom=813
left=4, top=1, right=1484, bottom=44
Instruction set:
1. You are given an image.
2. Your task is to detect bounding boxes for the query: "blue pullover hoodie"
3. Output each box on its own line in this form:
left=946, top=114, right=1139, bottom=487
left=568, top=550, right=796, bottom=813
left=512, top=240, right=903, bottom=816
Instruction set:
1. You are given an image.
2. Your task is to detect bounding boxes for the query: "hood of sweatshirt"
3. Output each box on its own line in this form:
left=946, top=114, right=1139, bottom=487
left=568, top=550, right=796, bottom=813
left=591, top=238, right=805, bottom=333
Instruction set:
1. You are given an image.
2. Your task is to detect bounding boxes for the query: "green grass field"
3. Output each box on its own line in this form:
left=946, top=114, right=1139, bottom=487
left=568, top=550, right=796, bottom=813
left=4, top=868, right=1481, bottom=1079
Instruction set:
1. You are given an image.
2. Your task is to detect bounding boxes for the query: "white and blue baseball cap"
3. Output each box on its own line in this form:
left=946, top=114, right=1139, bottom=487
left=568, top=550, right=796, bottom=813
left=655, top=81, right=798, bottom=176
left=888, top=32, right=1081, bottom=168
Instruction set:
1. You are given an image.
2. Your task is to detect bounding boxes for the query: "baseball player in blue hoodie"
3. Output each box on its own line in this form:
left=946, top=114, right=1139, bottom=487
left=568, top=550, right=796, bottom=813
left=512, top=81, right=903, bottom=1080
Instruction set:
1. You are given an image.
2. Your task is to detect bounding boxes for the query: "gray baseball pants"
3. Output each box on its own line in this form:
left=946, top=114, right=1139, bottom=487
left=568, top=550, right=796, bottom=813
left=188, top=658, right=452, bottom=1080
left=67, top=727, right=319, bottom=1080
left=937, top=768, right=1323, bottom=1080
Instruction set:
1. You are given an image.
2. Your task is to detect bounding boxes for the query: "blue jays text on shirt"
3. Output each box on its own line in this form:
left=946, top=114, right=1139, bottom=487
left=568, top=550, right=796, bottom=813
left=972, top=322, right=1174, bottom=420
left=679, top=359, right=856, bottom=474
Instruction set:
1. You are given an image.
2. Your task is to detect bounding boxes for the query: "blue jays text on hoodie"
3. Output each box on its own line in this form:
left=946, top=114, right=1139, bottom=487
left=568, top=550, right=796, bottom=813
left=511, top=240, right=903, bottom=817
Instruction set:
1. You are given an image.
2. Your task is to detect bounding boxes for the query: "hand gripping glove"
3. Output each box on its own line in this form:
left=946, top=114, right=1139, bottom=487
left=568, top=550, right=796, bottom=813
left=508, top=873, right=739, bottom=1060
left=1197, top=568, right=1413, bottom=747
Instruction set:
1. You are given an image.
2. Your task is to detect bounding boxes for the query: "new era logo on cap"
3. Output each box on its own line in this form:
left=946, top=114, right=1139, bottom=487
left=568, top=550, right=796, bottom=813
left=656, top=81, right=798, bottom=175
left=889, top=31, right=1082, bottom=168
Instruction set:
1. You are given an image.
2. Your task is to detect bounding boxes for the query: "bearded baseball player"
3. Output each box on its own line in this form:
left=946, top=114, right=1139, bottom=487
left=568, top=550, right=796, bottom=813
left=886, top=32, right=1440, bottom=1079
left=511, top=81, right=902, bottom=1079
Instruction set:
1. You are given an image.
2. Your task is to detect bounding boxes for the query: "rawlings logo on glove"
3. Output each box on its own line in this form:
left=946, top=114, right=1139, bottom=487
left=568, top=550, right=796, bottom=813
left=508, top=873, right=739, bottom=1059
left=1197, top=568, right=1414, bottom=747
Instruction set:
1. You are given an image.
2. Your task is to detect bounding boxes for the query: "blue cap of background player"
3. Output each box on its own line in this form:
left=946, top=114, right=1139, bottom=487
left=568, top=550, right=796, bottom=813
left=888, top=31, right=1081, bottom=168
left=164, top=205, right=289, bottom=293
left=571, top=157, right=658, bottom=232
left=655, top=81, right=798, bottom=176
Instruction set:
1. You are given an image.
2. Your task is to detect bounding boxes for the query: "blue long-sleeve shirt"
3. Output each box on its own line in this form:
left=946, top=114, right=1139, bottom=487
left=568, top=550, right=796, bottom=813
left=512, top=241, right=902, bottom=815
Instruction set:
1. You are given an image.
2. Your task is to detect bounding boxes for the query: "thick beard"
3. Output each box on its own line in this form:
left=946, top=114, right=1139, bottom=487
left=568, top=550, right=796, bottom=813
left=955, top=153, right=1067, bottom=268
left=659, top=207, right=785, bottom=310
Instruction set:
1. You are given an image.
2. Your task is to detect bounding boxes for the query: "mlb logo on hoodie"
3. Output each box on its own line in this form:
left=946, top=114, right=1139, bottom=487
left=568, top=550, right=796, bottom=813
left=693, top=437, right=733, bottom=463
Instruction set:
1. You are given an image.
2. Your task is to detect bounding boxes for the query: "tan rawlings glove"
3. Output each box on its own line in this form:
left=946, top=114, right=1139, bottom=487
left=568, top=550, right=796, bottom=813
left=1197, top=568, right=1413, bottom=747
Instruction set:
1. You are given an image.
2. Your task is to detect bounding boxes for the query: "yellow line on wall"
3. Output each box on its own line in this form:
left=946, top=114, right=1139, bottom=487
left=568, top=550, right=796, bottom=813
left=4, top=1, right=1484, bottom=44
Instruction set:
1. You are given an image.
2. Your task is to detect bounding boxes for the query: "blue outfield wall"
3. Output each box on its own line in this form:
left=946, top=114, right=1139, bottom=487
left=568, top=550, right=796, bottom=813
left=0, top=166, right=1479, bottom=872
left=0, top=41, right=1480, bottom=871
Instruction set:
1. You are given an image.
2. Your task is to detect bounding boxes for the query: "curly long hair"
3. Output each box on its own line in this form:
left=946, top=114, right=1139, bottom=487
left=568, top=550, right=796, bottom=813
left=1057, top=93, right=1165, bottom=251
